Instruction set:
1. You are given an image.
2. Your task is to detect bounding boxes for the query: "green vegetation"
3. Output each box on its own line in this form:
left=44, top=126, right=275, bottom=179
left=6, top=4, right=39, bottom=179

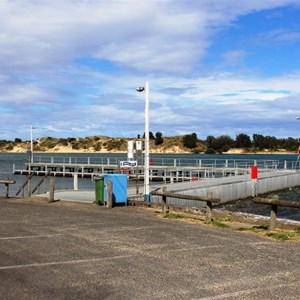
left=105, top=138, right=127, bottom=151
left=183, top=133, right=198, bottom=149
left=162, top=212, right=300, bottom=242
left=163, top=212, right=187, bottom=219
left=204, top=219, right=230, bottom=228
left=0, top=131, right=299, bottom=153
left=265, top=231, right=300, bottom=241
left=155, top=132, right=164, bottom=145
left=236, top=225, right=300, bottom=241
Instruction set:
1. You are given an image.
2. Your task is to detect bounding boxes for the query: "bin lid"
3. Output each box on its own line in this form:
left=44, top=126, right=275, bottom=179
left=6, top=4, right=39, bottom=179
left=93, top=175, right=104, bottom=181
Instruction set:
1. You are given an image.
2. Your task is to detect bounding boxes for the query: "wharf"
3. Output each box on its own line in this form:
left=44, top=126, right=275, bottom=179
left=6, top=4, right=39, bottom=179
left=34, top=169, right=300, bottom=206
left=14, top=157, right=300, bottom=205
left=14, top=162, right=251, bottom=181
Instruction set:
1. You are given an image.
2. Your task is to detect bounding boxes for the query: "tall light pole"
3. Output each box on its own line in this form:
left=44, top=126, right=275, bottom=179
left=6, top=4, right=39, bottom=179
left=296, top=117, right=300, bottom=168
left=136, top=81, right=150, bottom=202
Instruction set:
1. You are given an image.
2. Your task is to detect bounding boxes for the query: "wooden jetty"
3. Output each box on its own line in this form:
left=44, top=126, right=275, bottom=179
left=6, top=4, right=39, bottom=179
left=13, top=161, right=254, bottom=182
left=13, top=156, right=279, bottom=180
left=13, top=156, right=300, bottom=208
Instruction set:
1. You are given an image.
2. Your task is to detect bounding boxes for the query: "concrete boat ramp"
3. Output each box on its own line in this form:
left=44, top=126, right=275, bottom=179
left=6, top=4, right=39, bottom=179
left=37, top=169, right=300, bottom=205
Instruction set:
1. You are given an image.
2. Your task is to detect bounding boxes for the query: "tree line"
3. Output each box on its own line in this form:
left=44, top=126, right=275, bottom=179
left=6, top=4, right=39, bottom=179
left=140, top=131, right=300, bottom=153
left=184, top=133, right=300, bottom=153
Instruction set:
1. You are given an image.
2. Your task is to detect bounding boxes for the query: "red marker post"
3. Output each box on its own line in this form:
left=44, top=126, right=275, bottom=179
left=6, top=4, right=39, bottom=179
left=251, top=166, right=258, bottom=197
left=251, top=166, right=258, bottom=179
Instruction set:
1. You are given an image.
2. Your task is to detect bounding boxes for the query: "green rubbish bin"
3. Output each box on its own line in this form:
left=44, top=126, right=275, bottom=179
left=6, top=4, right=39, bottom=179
left=95, top=176, right=104, bottom=205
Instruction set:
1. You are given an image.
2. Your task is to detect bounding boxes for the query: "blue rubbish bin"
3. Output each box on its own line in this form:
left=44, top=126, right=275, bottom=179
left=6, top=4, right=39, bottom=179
left=104, top=174, right=127, bottom=205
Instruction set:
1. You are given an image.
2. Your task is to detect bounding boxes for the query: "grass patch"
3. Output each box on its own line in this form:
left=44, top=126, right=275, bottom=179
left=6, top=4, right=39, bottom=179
left=223, top=216, right=234, bottom=222
left=266, top=231, right=300, bottom=241
left=163, top=213, right=187, bottom=219
left=236, top=225, right=300, bottom=241
left=205, top=219, right=230, bottom=228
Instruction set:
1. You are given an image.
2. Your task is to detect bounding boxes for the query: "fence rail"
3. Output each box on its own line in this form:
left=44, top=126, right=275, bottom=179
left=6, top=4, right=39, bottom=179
left=151, top=188, right=220, bottom=221
left=0, top=180, right=16, bottom=198
left=254, top=195, right=300, bottom=230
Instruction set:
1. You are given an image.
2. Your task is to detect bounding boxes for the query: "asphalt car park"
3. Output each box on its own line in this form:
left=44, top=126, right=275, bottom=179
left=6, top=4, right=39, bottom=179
left=0, top=197, right=299, bottom=299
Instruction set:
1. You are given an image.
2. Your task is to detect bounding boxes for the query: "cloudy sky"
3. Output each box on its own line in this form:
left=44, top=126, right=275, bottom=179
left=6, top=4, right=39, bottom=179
left=1, top=0, right=300, bottom=141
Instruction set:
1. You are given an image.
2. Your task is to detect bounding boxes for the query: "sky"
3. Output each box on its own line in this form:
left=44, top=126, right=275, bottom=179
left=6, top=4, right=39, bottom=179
left=1, top=0, right=300, bottom=141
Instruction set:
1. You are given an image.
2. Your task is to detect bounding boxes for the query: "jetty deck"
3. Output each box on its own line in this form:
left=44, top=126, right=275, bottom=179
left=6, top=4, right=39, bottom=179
left=13, top=157, right=280, bottom=181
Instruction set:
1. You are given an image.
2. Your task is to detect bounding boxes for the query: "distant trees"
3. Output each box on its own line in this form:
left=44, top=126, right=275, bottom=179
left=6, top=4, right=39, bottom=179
left=140, top=131, right=163, bottom=145
left=203, top=133, right=300, bottom=152
left=235, top=134, right=252, bottom=148
left=183, top=133, right=198, bottom=148
left=282, top=137, right=299, bottom=151
left=142, top=132, right=155, bottom=140
left=155, top=132, right=164, bottom=145
left=205, top=135, right=234, bottom=153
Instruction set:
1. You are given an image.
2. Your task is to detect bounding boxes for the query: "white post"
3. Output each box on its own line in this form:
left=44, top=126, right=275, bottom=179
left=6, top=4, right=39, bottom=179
left=30, top=126, right=34, bottom=164
left=74, top=173, right=78, bottom=191
left=144, top=81, right=150, bottom=202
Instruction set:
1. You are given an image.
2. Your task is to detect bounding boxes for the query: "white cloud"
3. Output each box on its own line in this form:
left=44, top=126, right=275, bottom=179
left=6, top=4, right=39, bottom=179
left=0, top=0, right=300, bottom=139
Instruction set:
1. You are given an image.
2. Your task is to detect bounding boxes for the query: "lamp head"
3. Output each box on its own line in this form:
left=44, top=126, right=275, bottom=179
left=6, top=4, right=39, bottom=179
left=136, top=87, right=145, bottom=92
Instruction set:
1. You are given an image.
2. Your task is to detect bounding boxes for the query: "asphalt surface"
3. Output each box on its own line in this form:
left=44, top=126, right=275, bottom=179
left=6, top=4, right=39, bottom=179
left=0, top=197, right=299, bottom=300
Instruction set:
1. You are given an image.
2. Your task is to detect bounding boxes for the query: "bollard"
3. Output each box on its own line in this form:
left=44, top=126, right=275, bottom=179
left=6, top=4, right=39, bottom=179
left=49, top=176, right=55, bottom=203
left=206, top=192, right=213, bottom=222
left=161, top=187, right=167, bottom=213
left=74, top=173, right=78, bottom=191
left=4, top=183, right=9, bottom=198
left=28, top=176, right=32, bottom=197
left=269, top=195, right=279, bottom=230
left=106, top=181, right=113, bottom=209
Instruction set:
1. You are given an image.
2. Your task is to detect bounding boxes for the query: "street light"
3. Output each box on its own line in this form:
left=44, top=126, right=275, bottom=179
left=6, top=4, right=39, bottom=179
left=28, top=125, right=36, bottom=164
left=136, top=81, right=150, bottom=202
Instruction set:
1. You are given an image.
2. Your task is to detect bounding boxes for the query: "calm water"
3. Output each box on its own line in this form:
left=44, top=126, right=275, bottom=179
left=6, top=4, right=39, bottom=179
left=0, top=152, right=300, bottom=221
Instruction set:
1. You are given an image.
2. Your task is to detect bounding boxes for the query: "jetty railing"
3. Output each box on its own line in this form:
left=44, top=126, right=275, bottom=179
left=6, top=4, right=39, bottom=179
left=32, top=156, right=280, bottom=170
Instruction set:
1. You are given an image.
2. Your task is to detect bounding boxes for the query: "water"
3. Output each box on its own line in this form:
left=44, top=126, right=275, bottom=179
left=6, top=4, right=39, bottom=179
left=1, top=152, right=300, bottom=221
left=217, top=188, right=300, bottom=222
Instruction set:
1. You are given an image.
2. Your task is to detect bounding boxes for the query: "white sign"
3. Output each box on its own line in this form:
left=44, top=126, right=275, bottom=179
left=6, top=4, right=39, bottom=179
left=127, top=141, right=134, bottom=159
left=136, top=140, right=142, bottom=151
left=120, top=161, right=137, bottom=168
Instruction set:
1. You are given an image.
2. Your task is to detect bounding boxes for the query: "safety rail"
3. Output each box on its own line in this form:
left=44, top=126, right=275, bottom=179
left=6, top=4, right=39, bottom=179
left=31, top=156, right=281, bottom=170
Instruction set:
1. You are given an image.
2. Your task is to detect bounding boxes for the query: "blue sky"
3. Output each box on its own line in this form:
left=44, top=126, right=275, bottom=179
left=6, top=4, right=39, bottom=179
left=1, top=0, right=300, bottom=141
